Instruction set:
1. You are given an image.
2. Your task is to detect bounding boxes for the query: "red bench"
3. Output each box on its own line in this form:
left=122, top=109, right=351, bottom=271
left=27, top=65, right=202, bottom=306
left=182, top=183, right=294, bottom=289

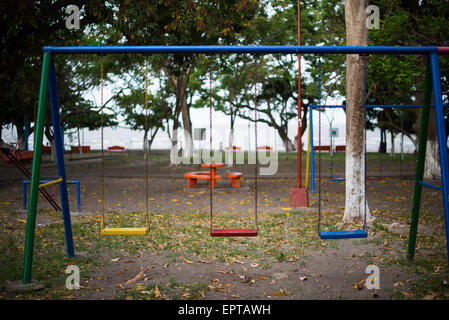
left=71, top=146, right=91, bottom=153
left=335, top=145, right=346, bottom=152
left=226, top=172, right=243, bottom=188
left=42, top=145, right=52, bottom=154
left=314, top=145, right=331, bottom=151
left=108, top=145, right=125, bottom=152
left=184, top=171, right=222, bottom=189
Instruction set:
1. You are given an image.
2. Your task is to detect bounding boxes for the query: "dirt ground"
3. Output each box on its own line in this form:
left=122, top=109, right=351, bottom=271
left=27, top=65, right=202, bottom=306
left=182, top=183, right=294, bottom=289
left=0, top=151, right=447, bottom=300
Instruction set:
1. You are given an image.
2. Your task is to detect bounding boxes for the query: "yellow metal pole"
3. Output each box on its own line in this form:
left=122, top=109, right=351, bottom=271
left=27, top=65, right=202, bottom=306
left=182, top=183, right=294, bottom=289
left=305, top=119, right=311, bottom=189
left=38, top=177, right=63, bottom=188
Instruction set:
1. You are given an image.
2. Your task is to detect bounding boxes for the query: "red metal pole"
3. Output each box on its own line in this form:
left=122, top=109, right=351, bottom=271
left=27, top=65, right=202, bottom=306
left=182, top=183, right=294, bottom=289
left=438, top=47, right=449, bottom=54
left=288, top=1, right=308, bottom=207
left=296, top=0, right=302, bottom=188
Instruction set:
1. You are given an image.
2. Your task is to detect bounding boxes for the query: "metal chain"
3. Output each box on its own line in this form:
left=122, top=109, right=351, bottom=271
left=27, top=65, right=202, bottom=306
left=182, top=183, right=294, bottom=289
left=100, top=56, right=105, bottom=228
left=144, top=58, right=150, bottom=229
left=317, top=55, right=322, bottom=233
left=363, top=55, right=368, bottom=231
left=209, top=57, right=213, bottom=231
left=254, top=55, right=258, bottom=228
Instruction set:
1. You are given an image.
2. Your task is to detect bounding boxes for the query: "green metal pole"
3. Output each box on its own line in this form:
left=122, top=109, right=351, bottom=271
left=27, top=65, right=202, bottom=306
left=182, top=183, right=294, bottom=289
left=22, top=52, right=51, bottom=284
left=407, top=57, right=432, bottom=261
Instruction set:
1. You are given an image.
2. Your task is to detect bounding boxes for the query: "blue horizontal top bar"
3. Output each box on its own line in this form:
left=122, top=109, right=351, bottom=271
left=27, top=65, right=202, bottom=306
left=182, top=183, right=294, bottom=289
left=310, top=104, right=449, bottom=109
left=43, top=45, right=438, bottom=55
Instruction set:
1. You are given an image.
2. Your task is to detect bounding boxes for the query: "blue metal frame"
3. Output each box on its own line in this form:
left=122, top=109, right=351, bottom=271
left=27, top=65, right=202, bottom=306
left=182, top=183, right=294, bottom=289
left=309, top=106, right=315, bottom=194
left=48, top=56, right=75, bottom=258
left=38, top=45, right=448, bottom=262
left=418, top=181, right=443, bottom=192
left=23, top=180, right=81, bottom=212
left=429, top=53, right=449, bottom=263
left=43, top=45, right=438, bottom=55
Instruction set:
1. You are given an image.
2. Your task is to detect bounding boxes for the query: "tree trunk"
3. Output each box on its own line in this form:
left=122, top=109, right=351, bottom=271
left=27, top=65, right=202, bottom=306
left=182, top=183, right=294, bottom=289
left=15, top=123, right=25, bottom=149
left=401, top=132, right=404, bottom=160
left=44, top=125, right=56, bottom=162
left=278, top=127, right=295, bottom=153
left=77, top=126, right=82, bottom=154
left=423, top=109, right=441, bottom=178
left=180, top=94, right=193, bottom=157
left=148, top=127, right=160, bottom=151
left=390, top=132, right=395, bottom=157
left=169, top=105, right=181, bottom=167
left=344, top=0, right=372, bottom=223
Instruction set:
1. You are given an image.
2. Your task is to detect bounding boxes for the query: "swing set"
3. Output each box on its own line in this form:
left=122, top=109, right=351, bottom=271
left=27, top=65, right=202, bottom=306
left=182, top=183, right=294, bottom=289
left=19, top=45, right=449, bottom=286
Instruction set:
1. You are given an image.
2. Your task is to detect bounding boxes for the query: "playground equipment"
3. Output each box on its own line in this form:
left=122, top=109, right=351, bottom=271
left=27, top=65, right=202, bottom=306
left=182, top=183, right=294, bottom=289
left=22, top=179, right=81, bottom=212
left=226, top=172, right=243, bottom=188
left=0, top=143, right=33, bottom=165
left=289, top=1, right=308, bottom=208
left=99, top=58, right=150, bottom=236
left=208, top=57, right=258, bottom=237
left=184, top=171, right=222, bottom=189
left=307, top=104, right=448, bottom=193
left=1, top=145, right=61, bottom=211
left=316, top=55, right=369, bottom=239
left=184, top=167, right=243, bottom=189
left=20, top=45, right=449, bottom=286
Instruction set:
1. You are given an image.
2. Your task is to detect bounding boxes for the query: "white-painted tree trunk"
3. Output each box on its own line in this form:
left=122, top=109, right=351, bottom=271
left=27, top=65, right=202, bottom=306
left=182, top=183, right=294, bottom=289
left=390, top=132, right=395, bottom=157
left=228, top=129, right=234, bottom=150
left=343, top=0, right=372, bottom=223
left=345, top=148, right=371, bottom=221
left=424, top=139, right=441, bottom=178
left=401, top=133, right=404, bottom=160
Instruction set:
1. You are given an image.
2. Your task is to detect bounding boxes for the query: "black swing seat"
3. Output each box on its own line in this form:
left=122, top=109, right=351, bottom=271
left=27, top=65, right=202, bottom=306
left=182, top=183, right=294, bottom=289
left=319, top=229, right=367, bottom=239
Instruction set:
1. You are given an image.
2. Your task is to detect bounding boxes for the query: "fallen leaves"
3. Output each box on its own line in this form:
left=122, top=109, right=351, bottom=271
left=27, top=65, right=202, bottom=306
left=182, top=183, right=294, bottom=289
left=353, top=278, right=366, bottom=290
left=207, top=284, right=231, bottom=293
left=154, top=285, right=161, bottom=298
left=125, top=267, right=145, bottom=285
left=271, top=289, right=288, bottom=296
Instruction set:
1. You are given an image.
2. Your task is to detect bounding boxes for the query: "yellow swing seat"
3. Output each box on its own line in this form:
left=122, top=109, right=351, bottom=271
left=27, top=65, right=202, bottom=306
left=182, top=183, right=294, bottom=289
left=101, top=226, right=149, bottom=236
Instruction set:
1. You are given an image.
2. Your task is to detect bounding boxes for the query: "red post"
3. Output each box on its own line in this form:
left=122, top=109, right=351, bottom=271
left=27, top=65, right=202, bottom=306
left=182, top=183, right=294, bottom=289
left=438, top=47, right=449, bottom=54
left=297, top=0, right=302, bottom=188
left=289, top=0, right=309, bottom=207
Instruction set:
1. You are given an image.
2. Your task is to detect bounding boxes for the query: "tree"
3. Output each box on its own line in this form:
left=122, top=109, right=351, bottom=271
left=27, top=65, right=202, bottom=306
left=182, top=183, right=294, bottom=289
left=343, top=0, right=372, bottom=223
left=0, top=1, right=113, bottom=156
left=107, top=0, right=260, bottom=157
left=116, top=77, right=173, bottom=154
left=367, top=0, right=449, bottom=178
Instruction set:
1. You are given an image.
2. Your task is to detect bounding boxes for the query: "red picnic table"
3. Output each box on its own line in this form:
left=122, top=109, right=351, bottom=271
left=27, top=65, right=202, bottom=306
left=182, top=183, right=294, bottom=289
left=184, top=163, right=243, bottom=189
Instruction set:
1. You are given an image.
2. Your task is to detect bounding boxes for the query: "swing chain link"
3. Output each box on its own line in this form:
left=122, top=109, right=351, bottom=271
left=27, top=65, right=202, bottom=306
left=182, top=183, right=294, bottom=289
left=145, top=58, right=150, bottom=229
left=100, top=56, right=105, bottom=227
left=254, top=54, right=258, bottom=227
